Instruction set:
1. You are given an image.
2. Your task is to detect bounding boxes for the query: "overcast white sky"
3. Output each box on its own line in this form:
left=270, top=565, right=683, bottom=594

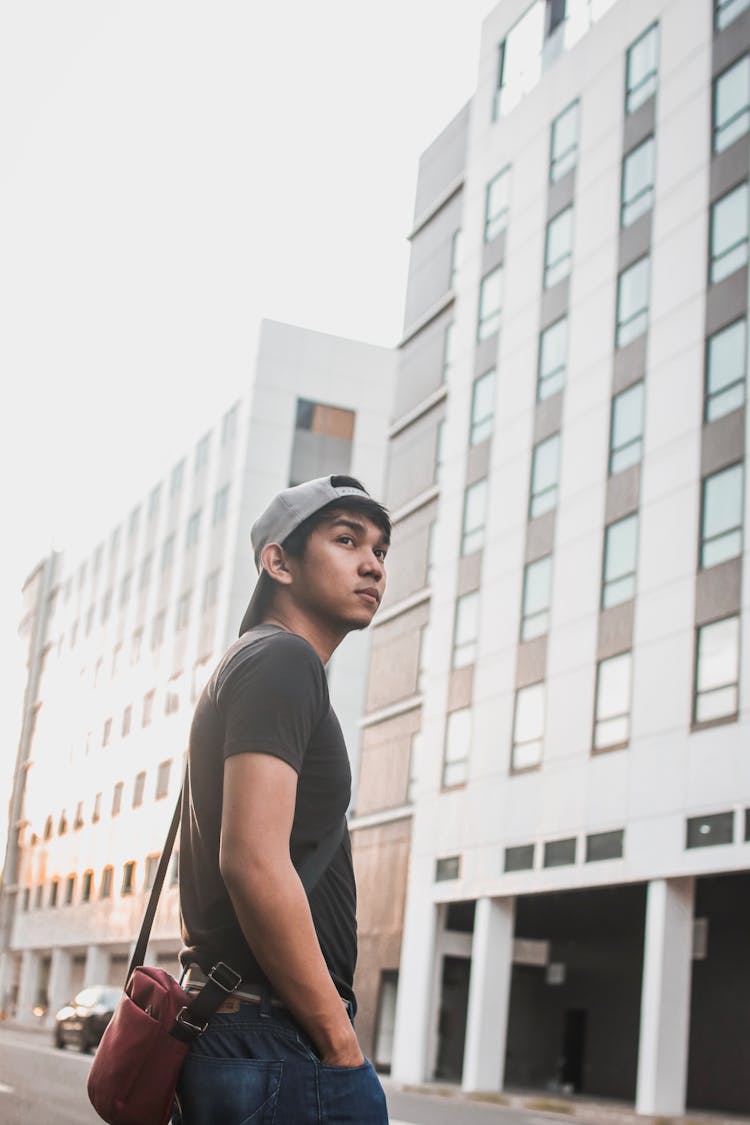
left=0, top=2, right=497, bottom=847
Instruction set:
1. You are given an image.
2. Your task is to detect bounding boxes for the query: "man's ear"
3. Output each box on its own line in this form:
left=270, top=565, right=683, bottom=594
left=260, top=542, right=293, bottom=587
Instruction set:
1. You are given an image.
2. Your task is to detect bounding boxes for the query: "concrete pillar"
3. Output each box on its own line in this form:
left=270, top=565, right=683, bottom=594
left=47, top=947, right=72, bottom=1024
left=85, top=944, right=110, bottom=987
left=390, top=870, right=439, bottom=1084
left=16, top=949, right=38, bottom=1025
left=636, top=877, right=694, bottom=1117
left=462, top=896, right=515, bottom=1093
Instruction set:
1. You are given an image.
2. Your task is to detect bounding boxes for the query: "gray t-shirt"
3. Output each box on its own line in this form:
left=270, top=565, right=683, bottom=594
left=178, top=625, right=357, bottom=1004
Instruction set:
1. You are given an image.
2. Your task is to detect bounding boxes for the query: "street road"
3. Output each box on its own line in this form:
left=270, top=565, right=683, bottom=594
left=0, top=1024, right=571, bottom=1125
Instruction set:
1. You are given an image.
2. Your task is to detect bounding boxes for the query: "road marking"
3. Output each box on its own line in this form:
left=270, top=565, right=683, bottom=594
left=0, top=1033, right=91, bottom=1062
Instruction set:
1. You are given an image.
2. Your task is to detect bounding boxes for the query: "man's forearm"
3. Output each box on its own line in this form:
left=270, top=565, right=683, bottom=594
left=222, top=857, right=362, bottom=1065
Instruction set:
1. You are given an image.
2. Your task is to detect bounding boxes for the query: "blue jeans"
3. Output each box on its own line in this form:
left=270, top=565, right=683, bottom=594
left=173, top=998, right=389, bottom=1125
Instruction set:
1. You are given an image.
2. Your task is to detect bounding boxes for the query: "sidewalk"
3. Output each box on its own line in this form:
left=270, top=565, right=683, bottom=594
left=382, top=1080, right=750, bottom=1125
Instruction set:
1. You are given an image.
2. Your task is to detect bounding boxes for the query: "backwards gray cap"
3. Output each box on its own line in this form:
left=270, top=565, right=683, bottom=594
left=238, top=475, right=372, bottom=635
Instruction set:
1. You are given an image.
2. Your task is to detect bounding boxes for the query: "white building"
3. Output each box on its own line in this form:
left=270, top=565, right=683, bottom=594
left=350, top=0, right=750, bottom=1116
left=0, top=318, right=395, bottom=1028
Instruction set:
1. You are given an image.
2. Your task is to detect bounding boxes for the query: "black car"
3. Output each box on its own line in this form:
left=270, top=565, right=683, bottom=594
left=54, top=985, right=121, bottom=1051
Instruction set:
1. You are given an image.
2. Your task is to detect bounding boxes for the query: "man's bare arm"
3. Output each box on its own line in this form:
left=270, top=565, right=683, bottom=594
left=219, top=752, right=363, bottom=1067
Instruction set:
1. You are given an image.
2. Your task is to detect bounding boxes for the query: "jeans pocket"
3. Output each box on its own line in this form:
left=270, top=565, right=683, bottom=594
left=177, top=1054, right=283, bottom=1125
left=316, top=1058, right=389, bottom=1124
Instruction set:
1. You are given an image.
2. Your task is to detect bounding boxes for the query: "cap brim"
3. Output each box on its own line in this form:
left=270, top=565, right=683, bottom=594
left=238, top=571, right=272, bottom=636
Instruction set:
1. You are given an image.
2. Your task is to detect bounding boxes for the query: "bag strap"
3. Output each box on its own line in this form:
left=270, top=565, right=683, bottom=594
left=127, top=788, right=346, bottom=983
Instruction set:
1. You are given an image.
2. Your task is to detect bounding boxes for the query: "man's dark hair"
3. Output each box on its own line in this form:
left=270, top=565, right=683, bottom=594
left=282, top=476, right=391, bottom=559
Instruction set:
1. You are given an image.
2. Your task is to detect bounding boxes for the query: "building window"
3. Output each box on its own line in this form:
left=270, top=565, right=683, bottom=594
left=544, top=837, right=576, bottom=867
left=64, top=875, right=76, bottom=906
left=434, top=419, right=446, bottom=484
left=694, top=616, right=740, bottom=724
left=176, top=590, right=192, bottom=631
left=435, top=856, right=461, bottom=882
left=170, top=459, right=185, bottom=497
left=602, top=514, right=639, bottom=608
left=112, top=782, right=123, bottom=817
left=586, top=829, right=624, bottom=862
left=145, top=854, right=161, bottom=891
left=512, top=681, right=545, bottom=770
left=121, top=705, right=132, bottom=738
left=128, top=505, right=140, bottom=538
left=485, top=166, right=510, bottom=241
left=142, top=690, right=155, bottom=728
left=165, top=676, right=181, bottom=715
left=714, top=57, right=750, bottom=154
left=102, top=717, right=112, bottom=748
left=616, top=257, right=650, bottom=347
left=521, top=555, right=552, bottom=641
left=156, top=759, right=172, bottom=800
left=58, top=810, right=68, bottom=835
left=700, top=463, right=744, bottom=568
left=706, top=318, right=746, bottom=421
left=686, top=811, right=734, bottom=848
left=34, top=885, right=43, bottom=909
left=119, top=572, right=132, bottom=608
left=148, top=484, right=161, bottom=520
left=161, top=537, right=176, bottom=575
left=543, top=207, right=573, bottom=288
left=139, top=554, right=152, bottom=592
left=550, top=100, right=579, bottom=182
left=442, top=708, right=471, bottom=788
left=594, top=652, right=631, bottom=750
left=477, top=266, right=503, bottom=339
left=449, top=228, right=462, bottom=288
left=625, top=23, right=659, bottom=114
left=100, top=866, right=113, bottom=898
left=710, top=183, right=749, bottom=284
left=212, top=485, right=230, bottom=526
left=203, top=569, right=220, bottom=611
left=493, top=1, right=545, bottom=118
left=461, top=479, right=488, bottom=555
left=49, top=879, right=59, bottom=908
left=81, top=871, right=94, bottom=902
left=195, top=432, right=211, bottom=473
left=452, top=592, right=479, bottom=669
left=538, top=317, right=567, bottom=400
left=74, top=801, right=84, bottom=829
left=132, top=772, right=146, bottom=809
left=92, top=792, right=101, bottom=823
left=131, top=628, right=143, bottom=665
left=121, top=861, right=136, bottom=896
left=609, top=381, right=644, bottom=474
left=504, top=844, right=535, bottom=872
left=470, top=369, right=495, bottom=446
left=716, top=0, right=750, bottom=32
left=22, top=887, right=30, bottom=911
left=150, top=611, right=166, bottom=651
left=101, top=589, right=112, bottom=622
left=221, top=403, right=239, bottom=445
left=529, top=434, right=560, bottom=519
left=441, top=321, right=455, bottom=382
left=44, top=816, right=53, bottom=841
left=186, top=510, right=201, bottom=548
left=621, top=137, right=655, bottom=227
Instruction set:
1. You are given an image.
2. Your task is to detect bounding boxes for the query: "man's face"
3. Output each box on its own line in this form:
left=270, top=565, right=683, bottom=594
left=287, top=509, right=388, bottom=632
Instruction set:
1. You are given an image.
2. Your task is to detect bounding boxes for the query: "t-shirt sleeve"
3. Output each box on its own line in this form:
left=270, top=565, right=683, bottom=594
left=216, top=634, right=327, bottom=773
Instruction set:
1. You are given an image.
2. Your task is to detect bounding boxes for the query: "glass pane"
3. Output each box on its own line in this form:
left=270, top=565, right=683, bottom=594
left=707, top=319, right=746, bottom=397
left=471, top=369, right=495, bottom=444
left=596, top=653, right=631, bottom=721
left=512, top=737, right=543, bottom=770
left=707, top=381, right=745, bottom=422
left=545, top=209, right=573, bottom=284
left=523, top=556, right=552, bottom=619
left=486, top=168, right=510, bottom=240
left=697, top=617, right=739, bottom=693
left=594, top=714, right=629, bottom=749
left=551, top=102, right=578, bottom=181
left=602, top=573, right=636, bottom=608
left=717, top=0, right=750, bottom=29
left=462, top=480, right=488, bottom=553
left=618, top=258, right=649, bottom=327
left=514, top=682, right=545, bottom=744
left=454, top=593, right=479, bottom=650
left=604, top=515, right=638, bottom=583
left=521, top=608, right=549, bottom=640
left=695, top=684, right=738, bottom=723
left=478, top=267, right=503, bottom=338
left=610, top=382, right=644, bottom=471
left=627, top=25, right=658, bottom=113
left=499, top=0, right=545, bottom=113
left=702, top=463, right=743, bottom=545
left=711, top=184, right=749, bottom=262
left=531, top=435, right=560, bottom=514
left=714, top=57, right=750, bottom=152
left=622, top=138, right=655, bottom=226
left=539, top=318, right=567, bottom=390
left=442, top=759, right=468, bottom=787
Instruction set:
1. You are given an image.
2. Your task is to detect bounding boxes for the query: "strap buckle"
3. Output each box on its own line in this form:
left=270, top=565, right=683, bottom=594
left=175, top=1007, right=208, bottom=1034
left=207, top=962, right=242, bottom=994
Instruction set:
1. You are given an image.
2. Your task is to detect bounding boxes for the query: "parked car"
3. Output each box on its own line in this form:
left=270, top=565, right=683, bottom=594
left=54, top=985, right=121, bottom=1051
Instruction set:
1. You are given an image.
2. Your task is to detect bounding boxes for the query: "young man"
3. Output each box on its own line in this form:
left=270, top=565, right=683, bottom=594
left=175, top=475, right=391, bottom=1125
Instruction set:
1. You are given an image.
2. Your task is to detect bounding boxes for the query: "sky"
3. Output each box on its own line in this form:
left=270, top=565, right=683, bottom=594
left=0, top=2, right=497, bottom=856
